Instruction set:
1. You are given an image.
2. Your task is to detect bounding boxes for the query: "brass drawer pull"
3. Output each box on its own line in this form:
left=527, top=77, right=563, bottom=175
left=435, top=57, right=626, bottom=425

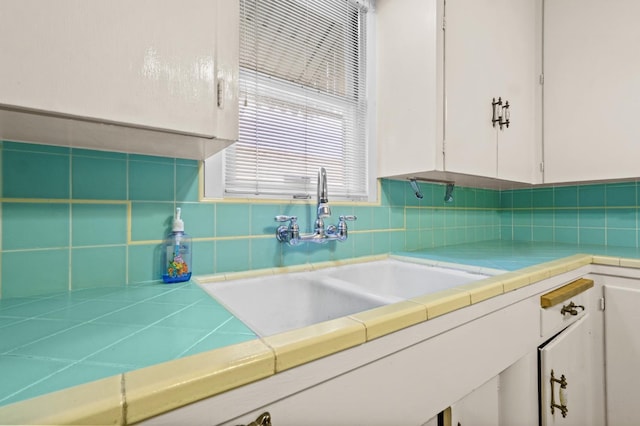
left=238, top=412, right=272, bottom=426
left=541, top=278, right=594, bottom=308
left=560, top=301, right=585, bottom=316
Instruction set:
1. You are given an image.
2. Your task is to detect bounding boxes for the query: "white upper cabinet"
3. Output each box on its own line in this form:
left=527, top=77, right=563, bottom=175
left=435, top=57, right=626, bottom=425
left=543, top=0, right=640, bottom=183
left=376, top=0, right=541, bottom=188
left=445, top=0, right=541, bottom=184
left=0, top=0, right=238, bottom=159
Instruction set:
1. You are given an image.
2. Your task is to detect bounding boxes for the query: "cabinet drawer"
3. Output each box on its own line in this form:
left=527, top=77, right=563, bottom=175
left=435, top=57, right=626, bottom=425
left=540, top=278, right=594, bottom=338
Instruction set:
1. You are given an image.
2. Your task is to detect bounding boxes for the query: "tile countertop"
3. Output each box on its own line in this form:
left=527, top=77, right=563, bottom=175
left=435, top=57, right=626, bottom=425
left=1, top=240, right=640, bottom=424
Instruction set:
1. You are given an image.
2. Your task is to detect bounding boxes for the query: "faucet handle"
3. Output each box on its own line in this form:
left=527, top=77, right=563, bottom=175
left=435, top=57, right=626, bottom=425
left=339, top=215, right=357, bottom=222
left=275, top=215, right=297, bottom=223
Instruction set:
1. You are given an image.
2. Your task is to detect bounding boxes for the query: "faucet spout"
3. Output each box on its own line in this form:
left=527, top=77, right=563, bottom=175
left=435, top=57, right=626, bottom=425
left=317, top=167, right=331, bottom=219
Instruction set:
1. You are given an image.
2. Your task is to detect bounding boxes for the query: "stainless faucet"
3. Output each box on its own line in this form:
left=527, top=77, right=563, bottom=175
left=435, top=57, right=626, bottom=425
left=275, top=167, right=356, bottom=245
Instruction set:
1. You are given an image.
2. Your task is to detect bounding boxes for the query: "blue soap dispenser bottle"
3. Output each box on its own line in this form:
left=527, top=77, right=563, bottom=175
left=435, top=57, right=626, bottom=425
left=162, top=207, right=192, bottom=283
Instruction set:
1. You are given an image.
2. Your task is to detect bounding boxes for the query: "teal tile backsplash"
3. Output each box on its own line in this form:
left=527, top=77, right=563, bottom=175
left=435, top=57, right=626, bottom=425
left=501, top=182, right=640, bottom=246
left=1, top=140, right=501, bottom=299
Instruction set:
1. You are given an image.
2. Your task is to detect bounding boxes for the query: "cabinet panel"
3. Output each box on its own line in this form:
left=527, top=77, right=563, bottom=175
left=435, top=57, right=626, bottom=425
left=544, top=0, right=640, bottom=183
left=604, top=284, right=640, bottom=426
left=0, top=0, right=238, bottom=158
left=450, top=376, right=499, bottom=426
left=444, top=0, right=539, bottom=183
left=539, top=315, right=591, bottom=426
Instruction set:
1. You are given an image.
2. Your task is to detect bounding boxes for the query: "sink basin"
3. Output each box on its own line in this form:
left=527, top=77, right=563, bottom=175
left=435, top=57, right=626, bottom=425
left=200, top=274, right=395, bottom=337
left=199, top=258, right=496, bottom=337
left=325, top=259, right=491, bottom=299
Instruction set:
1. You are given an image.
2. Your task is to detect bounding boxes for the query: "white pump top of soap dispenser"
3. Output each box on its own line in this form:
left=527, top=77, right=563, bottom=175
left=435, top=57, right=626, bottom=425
left=172, top=207, right=184, bottom=232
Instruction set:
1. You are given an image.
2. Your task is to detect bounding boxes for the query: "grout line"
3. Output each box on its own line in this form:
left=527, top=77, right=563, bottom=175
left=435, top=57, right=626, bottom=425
left=175, top=316, right=235, bottom=359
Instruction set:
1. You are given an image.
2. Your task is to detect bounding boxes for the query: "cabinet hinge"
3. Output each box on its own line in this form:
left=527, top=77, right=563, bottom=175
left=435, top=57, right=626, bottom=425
left=442, top=16, right=446, bottom=31
left=539, top=162, right=544, bottom=172
left=539, top=74, right=544, bottom=85
left=599, top=297, right=606, bottom=311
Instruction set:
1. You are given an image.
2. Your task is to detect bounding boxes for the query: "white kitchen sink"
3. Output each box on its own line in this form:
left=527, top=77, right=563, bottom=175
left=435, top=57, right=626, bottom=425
left=326, top=259, right=492, bottom=299
left=199, top=258, right=496, bottom=337
left=200, top=274, right=396, bottom=337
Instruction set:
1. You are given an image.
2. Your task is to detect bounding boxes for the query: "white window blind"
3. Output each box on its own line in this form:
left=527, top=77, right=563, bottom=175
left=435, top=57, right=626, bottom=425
left=225, top=0, right=371, bottom=200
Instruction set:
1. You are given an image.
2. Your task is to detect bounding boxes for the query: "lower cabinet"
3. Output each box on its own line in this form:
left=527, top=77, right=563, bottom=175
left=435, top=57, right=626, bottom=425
left=539, top=315, right=593, bottom=426
left=449, top=376, right=499, bottom=426
left=603, top=278, right=640, bottom=426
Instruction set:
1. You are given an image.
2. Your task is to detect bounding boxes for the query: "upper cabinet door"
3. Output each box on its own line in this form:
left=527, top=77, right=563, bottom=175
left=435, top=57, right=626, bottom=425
left=544, top=0, right=640, bottom=183
left=445, top=0, right=540, bottom=183
left=0, top=0, right=239, bottom=158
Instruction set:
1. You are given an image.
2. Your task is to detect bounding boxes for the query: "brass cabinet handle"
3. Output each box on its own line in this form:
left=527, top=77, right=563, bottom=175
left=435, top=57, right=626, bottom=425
left=560, top=301, right=585, bottom=316
left=550, top=370, right=569, bottom=418
left=237, top=412, right=272, bottom=426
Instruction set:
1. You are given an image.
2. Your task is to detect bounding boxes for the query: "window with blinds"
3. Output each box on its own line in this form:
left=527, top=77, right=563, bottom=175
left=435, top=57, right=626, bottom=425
left=224, top=0, right=371, bottom=200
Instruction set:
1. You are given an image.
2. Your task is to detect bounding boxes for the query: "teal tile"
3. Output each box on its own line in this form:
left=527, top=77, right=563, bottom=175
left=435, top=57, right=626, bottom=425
left=405, top=230, right=420, bottom=251
left=94, top=302, right=185, bottom=327
left=72, top=155, right=126, bottom=200
left=499, top=210, right=513, bottom=227
left=513, top=210, right=532, bottom=227
left=607, top=209, right=636, bottom=229
left=532, top=188, right=554, bottom=208
left=40, top=299, right=132, bottom=322
left=280, top=240, right=308, bottom=267
left=554, top=186, right=578, bottom=208
left=3, top=203, right=69, bottom=250
left=352, top=233, right=373, bottom=257
left=432, top=209, right=446, bottom=228
left=216, top=204, right=251, bottom=237
left=308, top=244, right=332, bottom=263
left=555, top=209, right=578, bottom=227
left=500, top=190, right=514, bottom=209
left=432, top=229, right=446, bottom=247
left=87, top=325, right=211, bottom=368
left=353, top=206, right=373, bottom=230
left=251, top=237, right=281, bottom=270
left=555, top=227, right=578, bottom=244
left=154, top=304, right=232, bottom=330
left=444, top=209, right=456, bottom=228
left=251, top=204, right=283, bottom=236
left=72, top=204, right=127, bottom=246
left=372, top=231, right=390, bottom=254
left=512, top=189, right=532, bottom=208
left=191, top=240, right=215, bottom=275
left=0, top=355, right=69, bottom=407
left=579, top=209, right=605, bottom=228
left=420, top=229, right=434, bottom=248
left=532, top=227, right=554, bottom=242
left=99, top=285, right=172, bottom=302
left=390, top=230, right=405, bottom=251
left=3, top=150, right=70, bottom=199
left=3, top=141, right=70, bottom=154
left=513, top=226, right=532, bottom=241
left=606, top=182, right=636, bottom=207
left=0, top=318, right=77, bottom=352
left=216, top=239, right=250, bottom=273
left=388, top=179, right=406, bottom=207
left=149, top=286, right=211, bottom=306
left=380, top=179, right=391, bottom=206
left=129, top=160, right=174, bottom=201
left=2, top=250, right=69, bottom=298
left=578, top=184, right=605, bottom=207
left=176, top=159, right=198, bottom=167
left=181, top=332, right=256, bottom=357
left=129, top=154, right=174, bottom=164
left=12, top=322, right=142, bottom=361
left=71, top=149, right=126, bottom=160
left=177, top=203, right=215, bottom=238
left=131, top=202, right=174, bottom=241
left=500, top=226, right=513, bottom=240
left=579, top=228, right=605, bottom=245
left=176, top=164, right=200, bottom=202
left=373, top=207, right=390, bottom=229
left=607, top=229, right=636, bottom=248
left=329, top=236, right=355, bottom=261
left=532, top=209, right=554, bottom=226
left=72, top=247, right=127, bottom=289
left=406, top=208, right=419, bottom=230
left=390, top=207, right=404, bottom=229
left=419, top=208, right=433, bottom=229
left=216, top=317, right=255, bottom=334
left=128, top=244, right=163, bottom=284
